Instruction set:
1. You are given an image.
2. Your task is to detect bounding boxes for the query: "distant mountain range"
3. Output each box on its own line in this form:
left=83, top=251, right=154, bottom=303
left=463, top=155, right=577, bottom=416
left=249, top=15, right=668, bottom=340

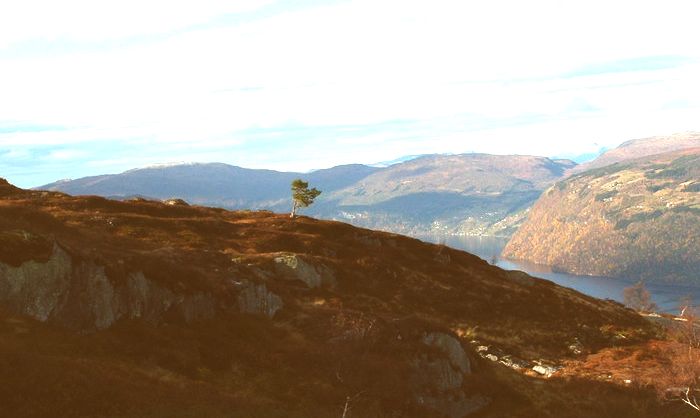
left=313, top=154, right=575, bottom=236
left=40, top=154, right=576, bottom=237
left=38, top=131, right=700, bottom=279
left=504, top=137, right=700, bottom=284
left=42, top=163, right=379, bottom=210
left=369, top=154, right=424, bottom=167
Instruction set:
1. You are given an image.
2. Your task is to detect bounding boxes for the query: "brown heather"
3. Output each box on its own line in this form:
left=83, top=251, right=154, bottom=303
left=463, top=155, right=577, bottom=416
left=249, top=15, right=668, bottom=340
left=0, top=178, right=693, bottom=417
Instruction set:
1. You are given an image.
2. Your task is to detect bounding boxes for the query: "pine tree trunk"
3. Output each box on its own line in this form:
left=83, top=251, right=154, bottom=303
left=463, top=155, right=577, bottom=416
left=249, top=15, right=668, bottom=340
left=290, top=201, right=298, bottom=218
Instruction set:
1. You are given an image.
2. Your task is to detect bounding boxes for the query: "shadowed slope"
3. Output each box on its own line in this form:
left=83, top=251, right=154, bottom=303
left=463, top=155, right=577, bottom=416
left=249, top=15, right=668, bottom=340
left=1, top=179, right=675, bottom=417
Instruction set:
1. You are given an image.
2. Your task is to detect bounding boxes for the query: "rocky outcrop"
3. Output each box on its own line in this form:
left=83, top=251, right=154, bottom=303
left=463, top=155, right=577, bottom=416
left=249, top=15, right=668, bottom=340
left=411, top=332, right=489, bottom=418
left=273, top=254, right=336, bottom=289
left=237, top=281, right=283, bottom=318
left=423, top=332, right=471, bottom=375
left=0, top=245, right=216, bottom=331
left=0, top=243, right=72, bottom=321
left=163, top=198, right=189, bottom=206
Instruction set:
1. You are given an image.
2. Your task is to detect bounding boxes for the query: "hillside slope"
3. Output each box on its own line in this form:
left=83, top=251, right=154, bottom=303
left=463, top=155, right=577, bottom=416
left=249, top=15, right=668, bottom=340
left=38, top=154, right=575, bottom=237
left=0, top=179, right=674, bottom=418
left=503, top=148, right=700, bottom=284
left=315, top=154, right=575, bottom=236
left=574, top=131, right=700, bottom=172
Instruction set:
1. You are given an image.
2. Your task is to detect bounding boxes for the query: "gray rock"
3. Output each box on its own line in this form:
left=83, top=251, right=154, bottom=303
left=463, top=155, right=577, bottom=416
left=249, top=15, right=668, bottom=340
left=118, top=272, right=178, bottom=323
left=57, top=260, right=119, bottom=330
left=0, top=244, right=217, bottom=331
left=568, top=338, right=584, bottom=355
left=411, top=332, right=488, bottom=417
left=499, top=355, right=529, bottom=370
left=273, top=254, right=336, bottom=289
left=413, top=354, right=465, bottom=392
left=0, top=244, right=72, bottom=321
left=162, top=198, right=189, bottom=206
left=423, top=332, right=471, bottom=374
left=237, top=282, right=283, bottom=318
left=532, top=365, right=557, bottom=377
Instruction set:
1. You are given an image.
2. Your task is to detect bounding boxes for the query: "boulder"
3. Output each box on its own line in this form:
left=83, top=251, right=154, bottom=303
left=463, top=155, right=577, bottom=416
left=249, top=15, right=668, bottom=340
left=413, top=353, right=465, bottom=392
left=485, top=354, right=499, bottom=362
left=423, top=332, right=471, bottom=374
left=163, top=198, right=189, bottom=206
left=532, top=364, right=557, bottom=377
left=237, top=282, right=283, bottom=318
left=411, top=332, right=488, bottom=417
left=273, top=254, right=336, bottom=289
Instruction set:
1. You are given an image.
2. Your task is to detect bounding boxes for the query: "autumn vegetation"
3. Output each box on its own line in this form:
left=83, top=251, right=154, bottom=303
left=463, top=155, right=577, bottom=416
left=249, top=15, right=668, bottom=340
left=504, top=148, right=700, bottom=285
left=0, top=177, right=697, bottom=417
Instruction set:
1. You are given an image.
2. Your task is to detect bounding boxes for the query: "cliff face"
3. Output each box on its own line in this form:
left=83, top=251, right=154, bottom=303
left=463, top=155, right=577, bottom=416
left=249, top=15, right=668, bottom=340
left=0, top=245, right=215, bottom=331
left=503, top=148, right=700, bottom=284
left=0, top=179, right=662, bottom=417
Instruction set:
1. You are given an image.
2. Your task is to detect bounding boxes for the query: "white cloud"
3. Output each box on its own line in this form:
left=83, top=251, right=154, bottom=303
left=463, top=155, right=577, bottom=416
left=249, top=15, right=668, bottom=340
left=1, top=0, right=700, bottom=187
left=44, top=149, right=89, bottom=161
left=0, top=0, right=275, bottom=47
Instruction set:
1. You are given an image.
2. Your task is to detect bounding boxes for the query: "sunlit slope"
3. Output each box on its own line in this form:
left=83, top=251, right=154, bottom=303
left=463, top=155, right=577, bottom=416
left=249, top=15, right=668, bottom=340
left=0, top=178, right=670, bottom=417
left=504, top=148, right=700, bottom=284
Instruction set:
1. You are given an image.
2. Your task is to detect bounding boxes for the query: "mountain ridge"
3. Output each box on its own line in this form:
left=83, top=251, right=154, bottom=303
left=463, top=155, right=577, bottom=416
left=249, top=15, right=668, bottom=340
left=572, top=131, right=700, bottom=173
left=38, top=154, right=576, bottom=237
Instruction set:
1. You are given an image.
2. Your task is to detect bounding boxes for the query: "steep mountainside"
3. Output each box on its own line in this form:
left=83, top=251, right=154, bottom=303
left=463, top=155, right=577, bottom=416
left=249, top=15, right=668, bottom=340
left=39, top=155, right=575, bottom=237
left=0, top=179, right=677, bottom=418
left=503, top=148, right=700, bottom=284
left=315, top=154, right=576, bottom=236
left=574, top=131, right=700, bottom=172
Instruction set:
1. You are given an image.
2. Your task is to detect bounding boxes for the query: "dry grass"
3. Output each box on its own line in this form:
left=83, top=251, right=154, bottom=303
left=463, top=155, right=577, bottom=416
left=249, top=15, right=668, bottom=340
left=0, top=179, right=687, bottom=417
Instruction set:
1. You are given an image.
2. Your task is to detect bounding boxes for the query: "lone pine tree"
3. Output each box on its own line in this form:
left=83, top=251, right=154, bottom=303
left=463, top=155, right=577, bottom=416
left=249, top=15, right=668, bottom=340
left=290, top=179, right=321, bottom=218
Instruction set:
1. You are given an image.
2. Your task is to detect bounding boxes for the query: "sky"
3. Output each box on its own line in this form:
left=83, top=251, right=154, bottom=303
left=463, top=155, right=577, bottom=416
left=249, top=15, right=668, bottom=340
left=1, top=0, right=699, bottom=188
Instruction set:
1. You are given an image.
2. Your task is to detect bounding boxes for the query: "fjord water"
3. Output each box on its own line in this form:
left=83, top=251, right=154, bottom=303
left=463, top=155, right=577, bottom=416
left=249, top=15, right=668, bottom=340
left=423, top=235, right=700, bottom=314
